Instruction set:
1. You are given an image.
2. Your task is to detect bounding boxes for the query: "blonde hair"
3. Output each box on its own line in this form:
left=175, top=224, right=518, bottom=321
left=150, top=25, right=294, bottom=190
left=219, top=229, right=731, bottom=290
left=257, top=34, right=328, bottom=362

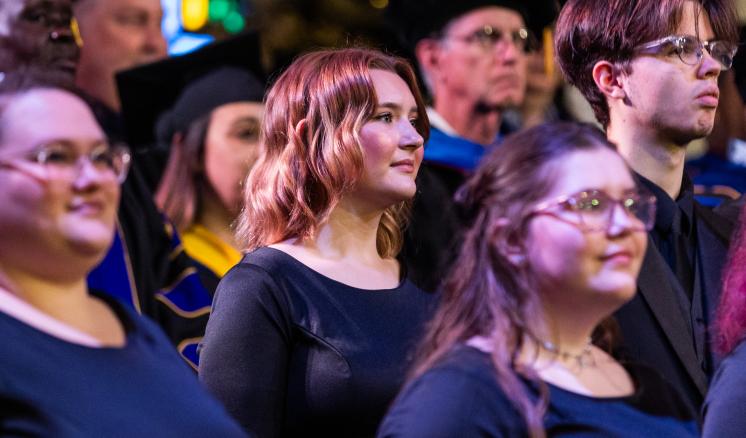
left=236, top=47, right=428, bottom=257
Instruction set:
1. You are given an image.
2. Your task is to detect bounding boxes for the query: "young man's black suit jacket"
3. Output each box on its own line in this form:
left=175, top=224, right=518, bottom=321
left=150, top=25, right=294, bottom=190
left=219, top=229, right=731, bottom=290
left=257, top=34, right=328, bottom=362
left=614, top=201, right=734, bottom=419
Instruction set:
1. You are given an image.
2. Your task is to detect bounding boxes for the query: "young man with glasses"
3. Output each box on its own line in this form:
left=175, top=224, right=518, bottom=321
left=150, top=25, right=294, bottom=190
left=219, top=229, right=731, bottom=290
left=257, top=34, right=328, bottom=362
left=555, top=0, right=739, bottom=415
left=388, top=0, right=558, bottom=292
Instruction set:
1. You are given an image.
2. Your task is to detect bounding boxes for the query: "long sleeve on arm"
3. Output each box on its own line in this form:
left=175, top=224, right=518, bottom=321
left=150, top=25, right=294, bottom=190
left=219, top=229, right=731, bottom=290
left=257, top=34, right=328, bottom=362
left=199, top=262, right=293, bottom=437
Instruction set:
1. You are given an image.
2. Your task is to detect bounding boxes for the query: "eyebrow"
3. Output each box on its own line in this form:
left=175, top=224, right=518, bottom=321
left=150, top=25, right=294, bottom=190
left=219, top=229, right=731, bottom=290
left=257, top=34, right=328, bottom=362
left=376, top=102, right=419, bottom=114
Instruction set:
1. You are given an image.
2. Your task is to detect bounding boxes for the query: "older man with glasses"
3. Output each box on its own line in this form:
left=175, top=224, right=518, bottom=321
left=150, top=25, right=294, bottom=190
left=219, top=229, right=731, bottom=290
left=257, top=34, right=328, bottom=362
left=388, top=0, right=558, bottom=292
left=555, top=0, right=739, bottom=417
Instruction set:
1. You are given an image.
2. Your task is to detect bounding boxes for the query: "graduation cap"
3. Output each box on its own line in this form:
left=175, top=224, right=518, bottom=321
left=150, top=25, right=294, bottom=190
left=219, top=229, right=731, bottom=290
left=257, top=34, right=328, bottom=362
left=386, top=0, right=560, bottom=53
left=116, top=31, right=266, bottom=149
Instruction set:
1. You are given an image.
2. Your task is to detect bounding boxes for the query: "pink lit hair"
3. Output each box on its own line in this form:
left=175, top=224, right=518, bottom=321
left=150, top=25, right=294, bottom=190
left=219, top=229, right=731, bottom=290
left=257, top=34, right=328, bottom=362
left=715, top=207, right=746, bottom=355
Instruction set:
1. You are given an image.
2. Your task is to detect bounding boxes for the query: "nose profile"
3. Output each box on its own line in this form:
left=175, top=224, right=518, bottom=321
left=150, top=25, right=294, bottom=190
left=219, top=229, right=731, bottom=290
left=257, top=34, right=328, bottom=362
left=606, top=202, right=643, bottom=236
left=398, top=119, right=424, bottom=150
left=698, top=48, right=723, bottom=79
left=144, top=24, right=168, bottom=57
left=72, top=158, right=112, bottom=191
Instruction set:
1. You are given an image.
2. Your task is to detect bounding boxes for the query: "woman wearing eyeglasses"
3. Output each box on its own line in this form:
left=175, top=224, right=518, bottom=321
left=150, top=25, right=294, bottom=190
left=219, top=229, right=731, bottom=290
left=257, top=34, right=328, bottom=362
left=378, top=123, right=698, bottom=437
left=0, top=84, right=245, bottom=436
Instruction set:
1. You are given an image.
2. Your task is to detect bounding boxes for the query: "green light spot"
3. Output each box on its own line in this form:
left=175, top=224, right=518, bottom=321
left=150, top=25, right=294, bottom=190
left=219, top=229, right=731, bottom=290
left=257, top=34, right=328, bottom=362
left=209, top=0, right=230, bottom=21
left=223, top=10, right=245, bottom=33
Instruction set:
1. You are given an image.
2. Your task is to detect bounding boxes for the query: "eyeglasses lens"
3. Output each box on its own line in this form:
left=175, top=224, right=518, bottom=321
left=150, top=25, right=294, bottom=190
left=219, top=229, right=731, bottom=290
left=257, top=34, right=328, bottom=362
left=573, top=191, right=654, bottom=231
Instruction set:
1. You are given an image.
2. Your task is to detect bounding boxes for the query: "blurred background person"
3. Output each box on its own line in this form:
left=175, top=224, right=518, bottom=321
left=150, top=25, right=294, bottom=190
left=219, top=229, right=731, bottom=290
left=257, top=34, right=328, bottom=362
left=386, top=0, right=559, bottom=292
left=0, top=0, right=78, bottom=84
left=154, top=69, right=264, bottom=292
left=0, top=78, right=245, bottom=437
left=703, top=203, right=746, bottom=436
left=74, top=0, right=167, bottom=138
left=378, top=123, right=696, bottom=437
left=199, top=48, right=435, bottom=437
left=117, top=32, right=266, bottom=294
left=114, top=33, right=267, bottom=367
left=152, top=67, right=264, bottom=292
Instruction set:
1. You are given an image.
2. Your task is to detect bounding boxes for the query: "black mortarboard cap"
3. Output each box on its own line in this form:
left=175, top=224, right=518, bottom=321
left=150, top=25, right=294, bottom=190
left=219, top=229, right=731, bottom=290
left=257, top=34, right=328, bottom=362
left=386, top=0, right=560, bottom=53
left=116, top=31, right=266, bottom=148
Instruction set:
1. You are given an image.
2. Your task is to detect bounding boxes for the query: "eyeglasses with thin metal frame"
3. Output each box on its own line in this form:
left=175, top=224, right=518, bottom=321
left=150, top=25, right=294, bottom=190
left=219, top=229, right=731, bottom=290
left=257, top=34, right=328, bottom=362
left=528, top=189, right=657, bottom=232
left=0, top=141, right=132, bottom=184
left=443, top=25, right=537, bottom=53
left=635, top=35, right=738, bottom=71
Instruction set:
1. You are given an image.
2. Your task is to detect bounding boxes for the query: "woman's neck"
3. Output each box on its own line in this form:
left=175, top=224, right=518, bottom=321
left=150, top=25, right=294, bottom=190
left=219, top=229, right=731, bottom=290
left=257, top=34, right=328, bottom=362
left=311, top=198, right=384, bottom=264
left=272, top=197, right=400, bottom=289
left=0, top=263, right=126, bottom=347
left=1, top=264, right=90, bottom=316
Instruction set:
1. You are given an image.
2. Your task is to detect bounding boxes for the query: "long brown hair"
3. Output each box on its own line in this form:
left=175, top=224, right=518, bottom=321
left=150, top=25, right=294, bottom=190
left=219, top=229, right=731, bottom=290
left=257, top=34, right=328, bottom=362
left=236, top=47, right=429, bottom=258
left=155, top=114, right=210, bottom=232
left=410, top=122, right=618, bottom=437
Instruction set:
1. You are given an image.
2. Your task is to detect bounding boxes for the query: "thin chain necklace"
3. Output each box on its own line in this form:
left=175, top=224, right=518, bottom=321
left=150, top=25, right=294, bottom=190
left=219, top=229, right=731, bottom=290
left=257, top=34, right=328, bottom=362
left=535, top=337, right=596, bottom=369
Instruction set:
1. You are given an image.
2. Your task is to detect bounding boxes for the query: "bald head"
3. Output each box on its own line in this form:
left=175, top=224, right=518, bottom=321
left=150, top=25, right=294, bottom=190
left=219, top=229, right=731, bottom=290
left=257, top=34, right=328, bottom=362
left=74, top=0, right=167, bottom=111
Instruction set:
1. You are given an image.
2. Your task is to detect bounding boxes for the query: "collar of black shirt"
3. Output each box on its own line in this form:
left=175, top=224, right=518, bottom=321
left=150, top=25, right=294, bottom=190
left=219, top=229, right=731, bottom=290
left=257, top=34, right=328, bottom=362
left=636, top=172, right=694, bottom=236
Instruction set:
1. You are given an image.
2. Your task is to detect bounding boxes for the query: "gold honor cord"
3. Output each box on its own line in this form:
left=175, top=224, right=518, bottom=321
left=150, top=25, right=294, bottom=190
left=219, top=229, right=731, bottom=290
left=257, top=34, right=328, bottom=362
left=71, top=17, right=84, bottom=47
left=543, top=27, right=554, bottom=79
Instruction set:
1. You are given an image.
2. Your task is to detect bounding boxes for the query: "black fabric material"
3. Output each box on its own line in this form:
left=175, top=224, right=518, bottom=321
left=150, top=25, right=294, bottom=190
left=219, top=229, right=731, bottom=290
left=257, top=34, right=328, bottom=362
left=0, top=292, right=246, bottom=437
left=378, top=345, right=699, bottom=437
left=613, top=173, right=734, bottom=418
left=154, top=67, right=264, bottom=144
left=703, top=341, right=746, bottom=437
left=642, top=174, right=696, bottom=300
left=199, top=247, right=437, bottom=438
left=116, top=32, right=265, bottom=148
left=401, top=163, right=466, bottom=292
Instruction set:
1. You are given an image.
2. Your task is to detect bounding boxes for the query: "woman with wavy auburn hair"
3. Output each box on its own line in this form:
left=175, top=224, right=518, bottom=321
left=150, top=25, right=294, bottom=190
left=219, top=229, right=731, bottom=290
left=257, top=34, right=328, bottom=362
left=199, top=47, right=435, bottom=437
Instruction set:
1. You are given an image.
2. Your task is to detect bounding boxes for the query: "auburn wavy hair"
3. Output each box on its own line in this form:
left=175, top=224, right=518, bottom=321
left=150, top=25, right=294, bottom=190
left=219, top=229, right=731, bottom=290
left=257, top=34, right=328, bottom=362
left=236, top=47, right=429, bottom=257
left=409, top=123, right=619, bottom=438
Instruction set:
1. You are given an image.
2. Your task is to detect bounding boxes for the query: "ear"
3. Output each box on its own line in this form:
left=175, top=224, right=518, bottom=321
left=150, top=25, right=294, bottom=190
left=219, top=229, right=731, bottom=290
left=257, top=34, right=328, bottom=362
left=491, top=218, right=527, bottom=267
left=591, top=60, right=626, bottom=101
left=414, top=38, right=441, bottom=76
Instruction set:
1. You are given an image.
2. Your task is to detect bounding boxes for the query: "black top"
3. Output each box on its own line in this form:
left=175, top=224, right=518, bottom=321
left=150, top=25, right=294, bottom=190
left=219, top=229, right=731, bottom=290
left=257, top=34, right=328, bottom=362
left=639, top=173, right=696, bottom=300
left=402, top=163, right=465, bottom=292
left=0, top=293, right=246, bottom=437
left=378, top=345, right=698, bottom=437
left=199, top=247, right=437, bottom=438
left=703, top=341, right=746, bottom=437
